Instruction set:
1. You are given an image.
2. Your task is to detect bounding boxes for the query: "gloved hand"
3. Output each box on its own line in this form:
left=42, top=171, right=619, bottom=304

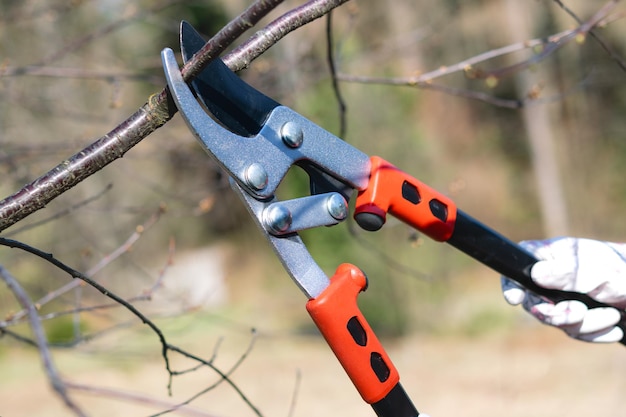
left=501, top=237, right=626, bottom=343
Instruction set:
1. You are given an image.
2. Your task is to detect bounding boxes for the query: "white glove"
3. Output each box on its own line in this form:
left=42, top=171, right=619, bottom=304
left=501, top=237, right=626, bottom=343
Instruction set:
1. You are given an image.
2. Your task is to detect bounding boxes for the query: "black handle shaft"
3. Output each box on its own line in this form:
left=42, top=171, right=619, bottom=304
left=447, top=210, right=626, bottom=345
left=372, top=383, right=421, bottom=417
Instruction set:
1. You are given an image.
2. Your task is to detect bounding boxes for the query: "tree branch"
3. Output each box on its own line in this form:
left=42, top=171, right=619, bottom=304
left=0, top=65, right=164, bottom=85
left=3, top=183, right=113, bottom=238
left=154, top=330, right=260, bottom=417
left=0, top=0, right=352, bottom=233
left=0, top=237, right=261, bottom=414
left=3, top=204, right=165, bottom=326
left=553, top=0, right=626, bottom=73
left=326, top=10, right=348, bottom=138
left=0, top=265, right=86, bottom=416
left=337, top=0, right=619, bottom=106
left=0, top=0, right=287, bottom=233
left=223, top=0, right=350, bottom=71
left=64, top=382, right=219, bottom=417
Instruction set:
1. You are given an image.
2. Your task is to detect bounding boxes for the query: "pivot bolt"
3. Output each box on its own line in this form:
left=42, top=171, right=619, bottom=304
left=326, top=194, right=348, bottom=221
left=280, top=122, right=304, bottom=148
left=245, top=163, right=268, bottom=190
left=264, top=204, right=292, bottom=234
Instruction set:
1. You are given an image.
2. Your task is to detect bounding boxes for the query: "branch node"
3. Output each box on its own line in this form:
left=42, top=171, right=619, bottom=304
left=147, top=93, right=171, bottom=127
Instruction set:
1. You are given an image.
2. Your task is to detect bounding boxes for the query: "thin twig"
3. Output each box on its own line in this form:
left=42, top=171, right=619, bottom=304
left=0, top=237, right=175, bottom=377
left=65, top=382, right=219, bottom=417
left=347, top=220, right=431, bottom=281
left=479, top=0, right=619, bottom=80
left=37, top=0, right=183, bottom=68
left=0, top=66, right=164, bottom=85
left=337, top=1, right=618, bottom=108
left=223, top=0, right=351, bottom=71
left=4, top=204, right=166, bottom=325
left=553, top=0, right=626, bottom=72
left=0, top=265, right=87, bottom=417
left=0, top=238, right=174, bottom=331
left=1, top=238, right=260, bottom=414
left=287, top=369, right=302, bottom=417
left=4, top=183, right=113, bottom=237
left=341, top=75, right=587, bottom=109
left=326, top=10, right=348, bottom=139
left=346, top=2, right=616, bottom=83
left=0, top=0, right=286, bottom=233
left=0, top=327, right=40, bottom=347
left=159, top=330, right=261, bottom=417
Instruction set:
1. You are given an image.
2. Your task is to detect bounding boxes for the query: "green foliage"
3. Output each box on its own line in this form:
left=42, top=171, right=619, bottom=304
left=44, top=316, right=90, bottom=346
left=455, top=307, right=515, bottom=338
left=358, top=277, right=411, bottom=338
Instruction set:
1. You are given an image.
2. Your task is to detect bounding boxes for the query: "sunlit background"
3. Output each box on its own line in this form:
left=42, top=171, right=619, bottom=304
left=1, top=1, right=625, bottom=416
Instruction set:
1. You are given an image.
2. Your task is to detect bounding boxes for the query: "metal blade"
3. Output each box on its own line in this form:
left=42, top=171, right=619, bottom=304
left=178, top=22, right=359, bottom=201
left=179, top=21, right=279, bottom=137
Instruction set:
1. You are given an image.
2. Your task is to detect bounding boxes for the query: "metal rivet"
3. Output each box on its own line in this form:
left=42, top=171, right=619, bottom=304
left=327, top=193, right=348, bottom=221
left=245, top=163, right=268, bottom=190
left=264, top=204, right=292, bottom=234
left=280, top=122, right=304, bottom=148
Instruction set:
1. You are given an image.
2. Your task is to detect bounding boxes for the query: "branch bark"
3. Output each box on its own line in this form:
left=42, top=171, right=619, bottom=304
left=0, top=265, right=86, bottom=416
left=0, top=237, right=260, bottom=415
left=337, top=1, right=619, bottom=99
left=0, top=0, right=352, bottom=233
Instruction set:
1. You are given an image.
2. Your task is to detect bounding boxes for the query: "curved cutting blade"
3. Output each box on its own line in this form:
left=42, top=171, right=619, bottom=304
left=179, top=21, right=279, bottom=137
left=179, top=21, right=354, bottom=200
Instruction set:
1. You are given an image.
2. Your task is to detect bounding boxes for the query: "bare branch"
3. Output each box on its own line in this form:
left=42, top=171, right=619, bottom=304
left=553, top=0, right=626, bottom=72
left=0, top=238, right=260, bottom=414
left=180, top=0, right=286, bottom=81
left=0, top=66, right=164, bottom=85
left=36, top=0, right=183, bottom=68
left=0, top=0, right=286, bottom=233
left=479, top=0, right=619, bottom=81
left=4, top=183, right=113, bottom=237
left=65, top=382, right=219, bottom=417
left=223, top=0, right=351, bottom=71
left=336, top=1, right=619, bottom=107
left=156, top=330, right=260, bottom=417
left=4, top=204, right=166, bottom=325
left=163, top=336, right=263, bottom=417
left=0, top=237, right=174, bottom=332
left=287, top=369, right=302, bottom=417
left=0, top=265, right=86, bottom=416
left=339, top=73, right=590, bottom=108
left=0, top=0, right=353, bottom=234
left=326, top=10, right=348, bottom=138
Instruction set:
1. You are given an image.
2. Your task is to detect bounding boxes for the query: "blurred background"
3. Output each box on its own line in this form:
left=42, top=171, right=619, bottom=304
left=0, top=0, right=625, bottom=416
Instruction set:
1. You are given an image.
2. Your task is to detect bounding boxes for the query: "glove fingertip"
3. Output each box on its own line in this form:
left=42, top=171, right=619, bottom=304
left=576, top=326, right=624, bottom=343
left=501, top=277, right=525, bottom=305
left=503, top=287, right=526, bottom=305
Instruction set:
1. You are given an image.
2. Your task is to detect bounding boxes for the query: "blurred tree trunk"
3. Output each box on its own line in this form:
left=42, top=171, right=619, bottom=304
left=505, top=0, right=569, bottom=237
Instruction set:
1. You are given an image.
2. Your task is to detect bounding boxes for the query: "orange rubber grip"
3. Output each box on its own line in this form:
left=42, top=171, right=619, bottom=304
left=306, top=264, right=400, bottom=404
left=354, top=156, right=457, bottom=241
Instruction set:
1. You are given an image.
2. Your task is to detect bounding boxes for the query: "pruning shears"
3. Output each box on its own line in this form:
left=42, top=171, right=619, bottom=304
left=162, top=22, right=626, bottom=417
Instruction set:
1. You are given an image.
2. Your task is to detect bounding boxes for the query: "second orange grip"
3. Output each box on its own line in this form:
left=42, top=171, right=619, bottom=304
left=306, top=264, right=400, bottom=404
left=354, top=156, right=457, bottom=241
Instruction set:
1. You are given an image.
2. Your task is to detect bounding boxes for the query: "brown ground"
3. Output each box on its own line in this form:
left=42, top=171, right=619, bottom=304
left=2, top=251, right=624, bottom=417
left=1, top=323, right=624, bottom=417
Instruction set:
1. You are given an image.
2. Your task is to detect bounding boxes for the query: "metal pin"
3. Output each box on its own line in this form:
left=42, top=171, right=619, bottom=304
left=264, top=204, right=292, bottom=234
left=245, top=163, right=268, bottom=190
left=326, top=193, right=348, bottom=221
left=280, top=122, right=304, bottom=148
